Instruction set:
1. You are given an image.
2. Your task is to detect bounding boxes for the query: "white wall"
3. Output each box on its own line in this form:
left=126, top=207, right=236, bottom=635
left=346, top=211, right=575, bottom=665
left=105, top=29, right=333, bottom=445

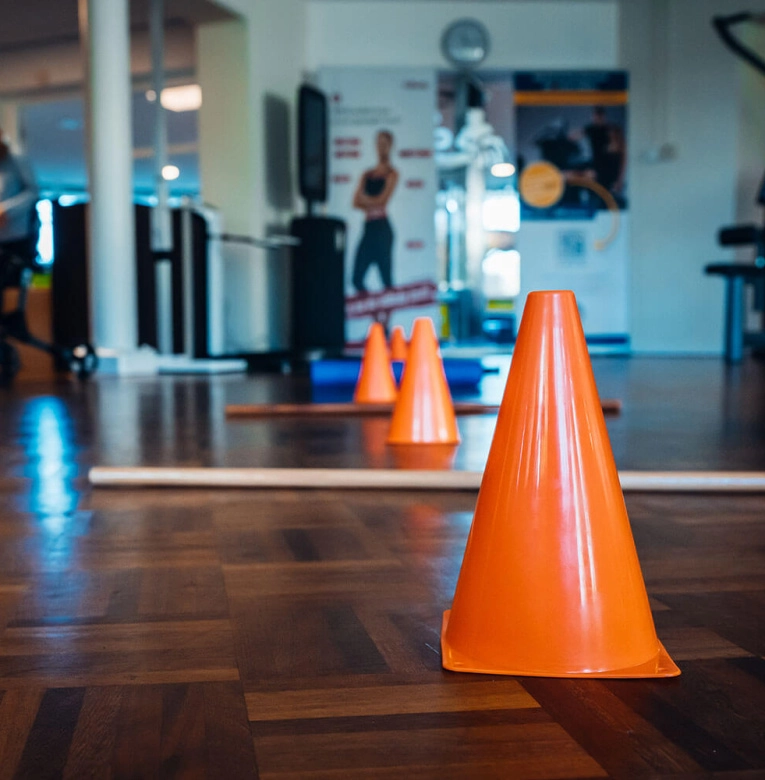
left=307, top=0, right=619, bottom=69
left=621, top=0, right=765, bottom=353
left=198, top=0, right=307, bottom=352
left=308, top=0, right=765, bottom=354
left=199, top=20, right=255, bottom=234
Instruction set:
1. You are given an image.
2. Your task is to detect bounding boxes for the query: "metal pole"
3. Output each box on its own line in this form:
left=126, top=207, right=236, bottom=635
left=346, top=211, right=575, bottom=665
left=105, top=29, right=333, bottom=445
left=149, top=0, right=172, bottom=254
left=181, top=202, right=195, bottom=358
left=149, top=0, right=174, bottom=356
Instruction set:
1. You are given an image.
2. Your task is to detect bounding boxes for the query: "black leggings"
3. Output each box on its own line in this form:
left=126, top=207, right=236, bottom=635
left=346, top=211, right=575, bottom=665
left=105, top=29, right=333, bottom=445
left=352, top=217, right=393, bottom=293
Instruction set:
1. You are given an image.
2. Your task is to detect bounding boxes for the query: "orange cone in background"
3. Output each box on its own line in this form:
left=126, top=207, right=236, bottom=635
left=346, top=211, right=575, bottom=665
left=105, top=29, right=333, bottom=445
left=354, top=322, right=397, bottom=404
left=441, top=290, right=679, bottom=678
left=389, top=326, right=409, bottom=362
left=387, top=318, right=460, bottom=445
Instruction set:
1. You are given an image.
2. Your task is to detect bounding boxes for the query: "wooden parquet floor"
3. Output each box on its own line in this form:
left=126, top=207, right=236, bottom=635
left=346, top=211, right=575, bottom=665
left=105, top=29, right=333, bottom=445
left=0, top=358, right=763, bottom=778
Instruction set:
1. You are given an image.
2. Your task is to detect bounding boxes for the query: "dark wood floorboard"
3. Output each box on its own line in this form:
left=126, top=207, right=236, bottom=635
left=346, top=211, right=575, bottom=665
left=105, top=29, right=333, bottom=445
left=0, top=357, right=762, bottom=777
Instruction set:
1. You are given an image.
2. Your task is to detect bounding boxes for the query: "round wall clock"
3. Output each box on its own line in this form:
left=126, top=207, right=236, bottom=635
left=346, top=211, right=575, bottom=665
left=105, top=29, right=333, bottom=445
left=441, top=18, right=491, bottom=69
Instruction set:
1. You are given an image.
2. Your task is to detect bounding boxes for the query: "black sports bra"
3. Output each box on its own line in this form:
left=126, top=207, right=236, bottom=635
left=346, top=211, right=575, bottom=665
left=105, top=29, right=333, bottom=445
left=364, top=175, right=387, bottom=197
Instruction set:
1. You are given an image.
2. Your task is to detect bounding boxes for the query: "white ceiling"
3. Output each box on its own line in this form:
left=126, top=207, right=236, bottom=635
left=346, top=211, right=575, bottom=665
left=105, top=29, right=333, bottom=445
left=0, top=0, right=234, bottom=51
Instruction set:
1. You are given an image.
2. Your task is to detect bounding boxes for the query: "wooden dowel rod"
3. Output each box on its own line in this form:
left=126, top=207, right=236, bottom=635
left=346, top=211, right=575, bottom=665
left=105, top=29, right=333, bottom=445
left=89, top=467, right=765, bottom=493
left=225, top=399, right=622, bottom=418
left=89, top=467, right=482, bottom=490
left=226, top=403, right=393, bottom=418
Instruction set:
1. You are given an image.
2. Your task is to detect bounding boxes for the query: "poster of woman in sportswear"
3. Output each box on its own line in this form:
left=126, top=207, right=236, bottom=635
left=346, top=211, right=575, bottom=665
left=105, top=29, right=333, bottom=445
left=320, top=66, right=440, bottom=346
left=351, top=130, right=399, bottom=294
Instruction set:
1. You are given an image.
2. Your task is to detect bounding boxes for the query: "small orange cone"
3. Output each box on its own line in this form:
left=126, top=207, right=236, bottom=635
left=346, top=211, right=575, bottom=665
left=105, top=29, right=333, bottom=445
left=441, top=290, right=679, bottom=678
left=389, top=326, right=408, bottom=362
left=354, top=322, right=397, bottom=404
left=387, top=318, right=460, bottom=444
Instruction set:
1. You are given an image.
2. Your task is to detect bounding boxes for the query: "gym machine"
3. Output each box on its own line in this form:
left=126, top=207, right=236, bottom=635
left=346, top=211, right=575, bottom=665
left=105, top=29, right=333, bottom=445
left=706, top=12, right=765, bottom=362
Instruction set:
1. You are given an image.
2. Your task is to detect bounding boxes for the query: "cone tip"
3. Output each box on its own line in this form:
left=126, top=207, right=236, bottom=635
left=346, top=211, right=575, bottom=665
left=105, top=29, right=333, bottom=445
left=411, top=316, right=435, bottom=333
left=526, top=290, right=576, bottom=302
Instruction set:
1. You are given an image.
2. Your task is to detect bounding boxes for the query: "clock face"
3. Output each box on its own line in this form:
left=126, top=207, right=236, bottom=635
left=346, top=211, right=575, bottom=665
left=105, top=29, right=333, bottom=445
left=442, top=19, right=490, bottom=68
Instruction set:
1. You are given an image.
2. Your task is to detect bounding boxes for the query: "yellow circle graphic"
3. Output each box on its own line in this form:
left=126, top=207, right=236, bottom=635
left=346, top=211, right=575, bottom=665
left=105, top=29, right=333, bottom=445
left=519, top=161, right=565, bottom=209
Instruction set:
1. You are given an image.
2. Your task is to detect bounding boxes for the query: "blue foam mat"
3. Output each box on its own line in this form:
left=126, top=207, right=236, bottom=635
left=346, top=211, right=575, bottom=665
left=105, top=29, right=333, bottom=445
left=310, top=358, right=485, bottom=389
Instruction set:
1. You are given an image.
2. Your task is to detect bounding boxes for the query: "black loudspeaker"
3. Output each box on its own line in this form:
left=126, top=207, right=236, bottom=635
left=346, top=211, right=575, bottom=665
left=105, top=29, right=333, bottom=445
left=51, top=202, right=90, bottom=348
left=290, top=215, right=346, bottom=352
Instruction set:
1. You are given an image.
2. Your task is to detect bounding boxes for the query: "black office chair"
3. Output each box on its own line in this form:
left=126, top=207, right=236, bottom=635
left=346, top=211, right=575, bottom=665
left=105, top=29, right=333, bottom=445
left=0, top=207, right=97, bottom=383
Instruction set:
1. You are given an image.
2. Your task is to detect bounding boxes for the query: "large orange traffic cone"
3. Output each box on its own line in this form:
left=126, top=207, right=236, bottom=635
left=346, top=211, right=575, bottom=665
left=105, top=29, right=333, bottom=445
left=389, top=326, right=409, bottom=362
left=387, top=318, right=460, bottom=444
left=354, top=322, right=397, bottom=404
left=441, top=290, right=679, bottom=678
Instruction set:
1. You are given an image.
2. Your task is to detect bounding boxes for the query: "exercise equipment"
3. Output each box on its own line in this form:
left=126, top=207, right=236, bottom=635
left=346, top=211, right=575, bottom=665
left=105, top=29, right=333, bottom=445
left=353, top=322, right=397, bottom=403
left=310, top=357, right=486, bottom=389
left=441, top=290, right=679, bottom=679
left=389, top=326, right=408, bottom=361
left=387, top=317, right=460, bottom=445
left=224, top=398, right=622, bottom=418
left=1, top=211, right=96, bottom=383
left=707, top=13, right=765, bottom=362
left=89, top=466, right=765, bottom=493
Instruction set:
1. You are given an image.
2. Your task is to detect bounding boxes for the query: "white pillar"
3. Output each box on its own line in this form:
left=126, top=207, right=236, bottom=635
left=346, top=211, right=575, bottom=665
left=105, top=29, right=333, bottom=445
left=0, top=102, right=21, bottom=152
left=79, top=0, right=139, bottom=355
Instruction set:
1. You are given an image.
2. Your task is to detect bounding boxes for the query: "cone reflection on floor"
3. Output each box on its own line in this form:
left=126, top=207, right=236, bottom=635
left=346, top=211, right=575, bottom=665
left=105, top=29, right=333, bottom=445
left=389, top=443, right=457, bottom=471
left=441, top=290, right=679, bottom=678
left=360, top=417, right=391, bottom=469
left=387, top=318, right=460, bottom=445
left=390, top=326, right=409, bottom=362
left=353, top=322, right=397, bottom=404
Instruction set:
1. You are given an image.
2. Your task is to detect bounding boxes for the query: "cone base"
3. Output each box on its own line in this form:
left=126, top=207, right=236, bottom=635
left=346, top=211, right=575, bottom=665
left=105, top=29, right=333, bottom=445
left=441, top=610, right=681, bottom=679
left=355, top=393, right=397, bottom=405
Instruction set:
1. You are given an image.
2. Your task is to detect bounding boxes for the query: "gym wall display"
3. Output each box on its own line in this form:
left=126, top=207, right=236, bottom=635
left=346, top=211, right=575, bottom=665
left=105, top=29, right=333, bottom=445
left=319, top=67, right=439, bottom=345
left=514, top=71, right=630, bottom=349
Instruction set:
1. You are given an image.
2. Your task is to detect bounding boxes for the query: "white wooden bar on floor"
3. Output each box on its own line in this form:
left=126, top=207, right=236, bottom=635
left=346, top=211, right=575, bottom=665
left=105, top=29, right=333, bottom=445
left=89, top=467, right=765, bottom=493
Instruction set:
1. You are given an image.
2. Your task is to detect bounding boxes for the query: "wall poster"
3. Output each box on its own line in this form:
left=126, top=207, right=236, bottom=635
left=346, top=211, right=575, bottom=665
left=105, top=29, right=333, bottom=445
left=514, top=71, right=630, bottom=348
left=319, top=67, right=440, bottom=345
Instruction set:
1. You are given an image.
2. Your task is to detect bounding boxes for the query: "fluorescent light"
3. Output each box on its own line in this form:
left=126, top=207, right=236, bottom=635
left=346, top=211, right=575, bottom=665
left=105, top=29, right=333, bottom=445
left=161, top=85, right=202, bottom=111
left=145, top=84, right=202, bottom=112
left=162, top=165, right=180, bottom=181
left=491, top=162, right=516, bottom=178
left=145, top=85, right=202, bottom=111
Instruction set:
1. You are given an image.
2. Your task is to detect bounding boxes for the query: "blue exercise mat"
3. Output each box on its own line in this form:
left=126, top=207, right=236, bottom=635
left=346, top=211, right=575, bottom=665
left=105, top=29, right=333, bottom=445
left=310, top=358, right=485, bottom=389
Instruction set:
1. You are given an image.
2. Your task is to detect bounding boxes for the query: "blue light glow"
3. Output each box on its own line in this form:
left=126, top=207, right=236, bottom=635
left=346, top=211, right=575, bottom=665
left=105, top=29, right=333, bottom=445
left=36, top=199, right=54, bottom=266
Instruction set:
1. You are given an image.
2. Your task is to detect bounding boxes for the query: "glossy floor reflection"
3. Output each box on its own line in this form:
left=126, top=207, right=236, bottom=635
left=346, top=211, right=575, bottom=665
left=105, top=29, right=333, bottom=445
left=5, top=356, right=757, bottom=474
left=0, top=357, right=762, bottom=777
